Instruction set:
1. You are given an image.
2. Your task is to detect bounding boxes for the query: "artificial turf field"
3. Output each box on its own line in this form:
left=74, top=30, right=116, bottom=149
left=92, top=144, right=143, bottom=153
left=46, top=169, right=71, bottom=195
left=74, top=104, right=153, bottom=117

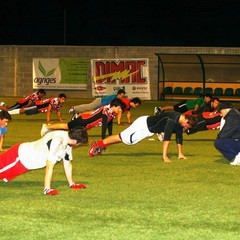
left=1, top=97, right=240, bottom=240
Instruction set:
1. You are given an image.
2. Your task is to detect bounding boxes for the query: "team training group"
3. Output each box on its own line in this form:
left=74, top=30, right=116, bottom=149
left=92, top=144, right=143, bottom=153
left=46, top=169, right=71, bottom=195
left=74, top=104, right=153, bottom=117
left=0, top=89, right=238, bottom=195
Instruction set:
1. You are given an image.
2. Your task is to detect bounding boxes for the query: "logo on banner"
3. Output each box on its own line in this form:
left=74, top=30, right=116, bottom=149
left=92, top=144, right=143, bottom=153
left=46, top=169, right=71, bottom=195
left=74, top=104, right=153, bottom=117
left=34, top=61, right=56, bottom=85
left=92, top=59, right=150, bottom=99
left=93, top=60, right=147, bottom=84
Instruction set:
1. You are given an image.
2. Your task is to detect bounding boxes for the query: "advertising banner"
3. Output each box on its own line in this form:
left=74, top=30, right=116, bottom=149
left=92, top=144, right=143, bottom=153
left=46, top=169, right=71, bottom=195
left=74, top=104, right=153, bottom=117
left=33, top=58, right=89, bottom=90
left=91, top=59, right=151, bottom=99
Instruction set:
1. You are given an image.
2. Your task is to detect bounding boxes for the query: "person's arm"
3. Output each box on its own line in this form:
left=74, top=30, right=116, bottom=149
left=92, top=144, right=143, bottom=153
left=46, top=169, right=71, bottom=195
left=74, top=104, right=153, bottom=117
left=177, top=143, right=187, bottom=159
left=107, top=119, right=113, bottom=136
left=193, top=104, right=200, bottom=111
left=56, top=109, right=64, bottom=122
left=126, top=110, right=131, bottom=124
left=63, top=159, right=74, bottom=186
left=46, top=104, right=52, bottom=123
left=175, top=127, right=186, bottom=159
left=63, top=149, right=86, bottom=190
left=162, top=120, right=176, bottom=163
left=101, top=114, right=108, bottom=139
left=117, top=109, right=123, bottom=125
left=162, top=141, right=171, bottom=163
left=0, top=134, right=4, bottom=151
left=23, top=99, right=34, bottom=108
left=43, top=160, right=59, bottom=195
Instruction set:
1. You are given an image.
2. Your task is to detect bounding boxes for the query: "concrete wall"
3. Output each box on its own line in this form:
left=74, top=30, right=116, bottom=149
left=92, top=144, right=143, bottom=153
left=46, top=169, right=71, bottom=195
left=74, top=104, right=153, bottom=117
left=1, top=45, right=240, bottom=100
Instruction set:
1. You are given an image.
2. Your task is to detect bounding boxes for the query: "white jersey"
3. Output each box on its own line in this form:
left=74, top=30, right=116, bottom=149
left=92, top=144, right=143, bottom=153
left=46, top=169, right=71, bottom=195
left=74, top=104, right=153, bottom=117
left=19, top=131, right=72, bottom=170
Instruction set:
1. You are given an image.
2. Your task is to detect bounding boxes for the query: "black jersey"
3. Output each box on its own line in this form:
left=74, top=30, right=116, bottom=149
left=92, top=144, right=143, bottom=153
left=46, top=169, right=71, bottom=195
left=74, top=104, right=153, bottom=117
left=147, top=112, right=183, bottom=144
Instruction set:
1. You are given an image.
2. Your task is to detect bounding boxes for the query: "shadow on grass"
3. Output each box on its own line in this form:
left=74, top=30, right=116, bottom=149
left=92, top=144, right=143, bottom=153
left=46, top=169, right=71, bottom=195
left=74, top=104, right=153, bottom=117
left=184, top=139, right=215, bottom=142
left=11, top=118, right=45, bottom=122
left=1, top=180, right=89, bottom=188
left=214, top=158, right=230, bottom=165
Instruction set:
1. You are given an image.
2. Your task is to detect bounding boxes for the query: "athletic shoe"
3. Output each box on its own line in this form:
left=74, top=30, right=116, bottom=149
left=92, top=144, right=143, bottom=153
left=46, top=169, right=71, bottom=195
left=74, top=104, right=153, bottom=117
left=89, top=140, right=98, bottom=157
left=71, top=113, right=78, bottom=121
left=40, top=123, right=48, bottom=137
left=0, top=102, right=6, bottom=106
left=156, top=132, right=164, bottom=142
left=230, top=157, right=240, bottom=165
left=154, top=107, right=161, bottom=115
left=69, top=106, right=75, bottom=114
left=97, top=146, right=106, bottom=156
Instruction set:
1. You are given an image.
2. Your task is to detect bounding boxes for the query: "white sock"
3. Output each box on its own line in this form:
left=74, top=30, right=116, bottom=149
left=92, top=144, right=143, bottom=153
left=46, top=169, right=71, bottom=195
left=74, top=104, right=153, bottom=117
left=8, top=109, right=20, bottom=115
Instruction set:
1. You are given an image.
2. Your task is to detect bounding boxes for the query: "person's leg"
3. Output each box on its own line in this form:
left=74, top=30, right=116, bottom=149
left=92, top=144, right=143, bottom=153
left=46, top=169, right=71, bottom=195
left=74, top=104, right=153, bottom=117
left=8, top=106, right=37, bottom=115
left=173, top=100, right=188, bottom=113
left=161, top=106, right=174, bottom=111
left=89, top=134, right=121, bottom=157
left=0, top=144, right=29, bottom=182
left=41, top=122, right=69, bottom=136
left=214, top=139, right=240, bottom=161
left=73, top=98, right=101, bottom=113
left=8, top=109, right=21, bottom=115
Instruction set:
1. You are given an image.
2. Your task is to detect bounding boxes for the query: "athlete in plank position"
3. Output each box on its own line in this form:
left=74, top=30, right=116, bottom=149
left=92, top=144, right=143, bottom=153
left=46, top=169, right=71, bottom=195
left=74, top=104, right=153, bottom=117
left=0, top=126, right=88, bottom=195
left=89, top=112, right=198, bottom=163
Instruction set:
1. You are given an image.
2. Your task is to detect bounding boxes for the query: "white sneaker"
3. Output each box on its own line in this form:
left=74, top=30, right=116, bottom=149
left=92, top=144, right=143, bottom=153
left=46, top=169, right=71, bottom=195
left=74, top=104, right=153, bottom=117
left=40, top=123, right=48, bottom=137
left=0, top=102, right=6, bottom=106
left=154, top=107, right=161, bottom=115
left=71, top=114, right=78, bottom=121
left=156, top=132, right=164, bottom=142
left=230, top=157, right=240, bottom=166
left=69, top=106, right=75, bottom=114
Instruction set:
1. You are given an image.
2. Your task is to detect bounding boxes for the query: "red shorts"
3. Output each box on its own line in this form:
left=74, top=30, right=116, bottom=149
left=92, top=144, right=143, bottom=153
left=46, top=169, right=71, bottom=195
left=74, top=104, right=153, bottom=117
left=0, top=144, right=29, bottom=182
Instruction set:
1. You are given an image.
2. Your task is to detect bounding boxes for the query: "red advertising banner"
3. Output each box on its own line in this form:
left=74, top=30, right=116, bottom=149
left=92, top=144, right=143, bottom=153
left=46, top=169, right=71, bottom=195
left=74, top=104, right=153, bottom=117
left=91, top=59, right=151, bottom=99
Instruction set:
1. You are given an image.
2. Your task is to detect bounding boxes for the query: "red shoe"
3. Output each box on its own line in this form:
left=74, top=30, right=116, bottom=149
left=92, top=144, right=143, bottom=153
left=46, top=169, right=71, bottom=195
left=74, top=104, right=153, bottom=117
left=89, top=140, right=98, bottom=157
left=70, top=183, right=86, bottom=189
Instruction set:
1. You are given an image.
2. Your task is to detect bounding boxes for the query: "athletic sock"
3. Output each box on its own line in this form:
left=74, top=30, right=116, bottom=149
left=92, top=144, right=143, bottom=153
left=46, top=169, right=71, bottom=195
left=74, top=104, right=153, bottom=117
left=97, top=140, right=108, bottom=148
left=8, top=109, right=20, bottom=115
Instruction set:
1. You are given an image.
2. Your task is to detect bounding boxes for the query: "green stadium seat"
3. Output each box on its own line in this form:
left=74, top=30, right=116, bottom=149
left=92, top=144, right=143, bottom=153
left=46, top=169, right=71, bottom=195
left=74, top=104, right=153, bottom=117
left=183, top=87, right=193, bottom=95
left=173, top=87, right=183, bottom=95
left=163, top=86, right=173, bottom=95
left=213, top=87, right=223, bottom=96
left=224, top=88, right=234, bottom=96
left=235, top=88, right=240, bottom=96
left=193, top=87, right=203, bottom=95
left=204, top=87, right=213, bottom=95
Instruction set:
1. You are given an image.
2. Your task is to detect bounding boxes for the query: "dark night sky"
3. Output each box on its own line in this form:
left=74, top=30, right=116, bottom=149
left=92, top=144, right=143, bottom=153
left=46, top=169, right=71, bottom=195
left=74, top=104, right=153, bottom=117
left=0, top=0, right=240, bottom=47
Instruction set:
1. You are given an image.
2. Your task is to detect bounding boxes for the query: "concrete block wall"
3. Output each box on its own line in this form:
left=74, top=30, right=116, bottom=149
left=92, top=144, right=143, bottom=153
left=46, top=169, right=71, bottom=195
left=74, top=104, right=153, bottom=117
left=0, top=45, right=240, bottom=100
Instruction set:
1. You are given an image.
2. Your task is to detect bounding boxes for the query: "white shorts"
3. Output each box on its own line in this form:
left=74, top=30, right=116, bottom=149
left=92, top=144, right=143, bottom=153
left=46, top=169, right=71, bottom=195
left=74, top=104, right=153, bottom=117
left=120, top=116, right=154, bottom=145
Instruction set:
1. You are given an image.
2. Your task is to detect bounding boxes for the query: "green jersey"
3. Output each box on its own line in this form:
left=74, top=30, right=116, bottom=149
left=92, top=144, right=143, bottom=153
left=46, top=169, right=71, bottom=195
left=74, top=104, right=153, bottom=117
left=186, top=98, right=204, bottom=110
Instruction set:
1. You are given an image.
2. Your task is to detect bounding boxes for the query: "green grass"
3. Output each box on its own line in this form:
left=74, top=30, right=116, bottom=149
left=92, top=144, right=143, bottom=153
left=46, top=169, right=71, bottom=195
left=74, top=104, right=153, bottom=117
left=0, top=98, right=240, bottom=240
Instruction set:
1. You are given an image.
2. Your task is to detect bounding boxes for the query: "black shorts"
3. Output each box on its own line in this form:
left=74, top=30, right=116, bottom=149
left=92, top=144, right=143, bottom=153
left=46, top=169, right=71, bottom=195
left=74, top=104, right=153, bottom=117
left=67, top=117, right=86, bottom=130
left=173, top=100, right=188, bottom=113
left=24, top=106, right=39, bottom=115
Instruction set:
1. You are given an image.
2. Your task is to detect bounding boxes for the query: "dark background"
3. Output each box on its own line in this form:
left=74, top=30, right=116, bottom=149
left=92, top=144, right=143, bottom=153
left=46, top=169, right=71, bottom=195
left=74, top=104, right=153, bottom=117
left=1, top=0, right=239, bottom=46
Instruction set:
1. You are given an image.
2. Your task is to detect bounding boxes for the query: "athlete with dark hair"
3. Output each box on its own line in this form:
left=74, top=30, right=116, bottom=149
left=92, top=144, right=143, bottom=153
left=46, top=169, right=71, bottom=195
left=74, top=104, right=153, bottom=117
left=117, top=97, right=142, bottom=125
left=7, top=89, right=46, bottom=111
left=0, top=110, right=12, bottom=151
left=41, top=98, right=126, bottom=139
left=8, top=93, right=66, bottom=123
left=89, top=112, right=198, bottom=163
left=0, top=126, right=88, bottom=195
left=154, top=94, right=212, bottom=114
left=69, top=89, right=126, bottom=114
